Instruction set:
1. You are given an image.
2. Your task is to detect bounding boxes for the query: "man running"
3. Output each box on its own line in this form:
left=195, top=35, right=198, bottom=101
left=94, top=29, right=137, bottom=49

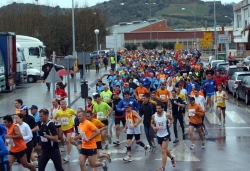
left=74, top=110, right=108, bottom=171
left=38, top=108, right=64, bottom=171
left=123, top=104, right=149, bottom=162
left=15, top=99, right=23, bottom=114
left=54, top=100, right=77, bottom=162
left=93, top=94, right=113, bottom=149
left=188, top=97, right=206, bottom=150
left=135, top=82, right=149, bottom=106
left=215, top=85, right=229, bottom=126
left=100, top=85, right=113, bottom=107
left=156, top=83, right=170, bottom=111
left=151, top=103, right=176, bottom=171
left=204, top=74, right=216, bottom=112
left=55, top=83, right=68, bottom=104
left=168, top=89, right=186, bottom=143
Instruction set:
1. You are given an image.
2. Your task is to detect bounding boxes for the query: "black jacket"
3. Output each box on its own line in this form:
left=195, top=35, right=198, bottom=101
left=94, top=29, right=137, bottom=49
left=113, top=97, right=123, bottom=117
left=139, top=102, right=156, bottom=127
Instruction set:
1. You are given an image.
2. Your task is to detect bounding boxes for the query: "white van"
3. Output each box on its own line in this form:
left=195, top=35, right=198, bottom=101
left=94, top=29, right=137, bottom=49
left=16, top=35, right=47, bottom=76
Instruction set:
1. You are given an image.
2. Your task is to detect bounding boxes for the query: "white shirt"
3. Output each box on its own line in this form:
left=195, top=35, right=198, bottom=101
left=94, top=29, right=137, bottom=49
left=194, top=95, right=206, bottom=110
left=17, top=122, right=33, bottom=143
left=167, top=86, right=173, bottom=97
left=181, top=89, right=187, bottom=96
left=209, top=55, right=213, bottom=64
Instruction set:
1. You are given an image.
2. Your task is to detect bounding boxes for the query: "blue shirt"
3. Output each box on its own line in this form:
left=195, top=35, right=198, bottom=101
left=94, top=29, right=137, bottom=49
left=96, top=85, right=104, bottom=94
left=114, top=79, right=124, bottom=88
left=0, top=137, right=8, bottom=163
left=117, top=98, right=139, bottom=114
left=204, top=79, right=216, bottom=93
left=107, top=75, right=116, bottom=87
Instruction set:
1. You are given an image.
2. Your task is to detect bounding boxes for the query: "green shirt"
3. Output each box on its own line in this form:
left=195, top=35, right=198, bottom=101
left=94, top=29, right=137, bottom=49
left=93, top=102, right=111, bottom=120
left=100, top=90, right=112, bottom=103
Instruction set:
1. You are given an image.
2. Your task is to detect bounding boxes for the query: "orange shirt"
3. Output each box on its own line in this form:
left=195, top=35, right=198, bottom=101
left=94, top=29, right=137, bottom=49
left=15, top=109, right=20, bottom=114
left=190, top=91, right=204, bottom=97
left=90, top=118, right=105, bottom=142
left=188, top=103, right=205, bottom=124
left=125, top=111, right=137, bottom=124
left=135, top=87, right=149, bottom=101
left=7, top=123, right=26, bottom=153
left=159, top=74, right=166, bottom=82
left=79, top=119, right=98, bottom=149
left=156, top=88, right=170, bottom=102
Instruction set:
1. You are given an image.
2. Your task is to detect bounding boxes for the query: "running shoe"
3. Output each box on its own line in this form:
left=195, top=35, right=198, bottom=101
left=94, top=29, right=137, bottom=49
left=219, top=123, right=222, bottom=126
left=173, top=139, right=179, bottom=143
left=157, top=167, right=165, bottom=171
left=106, top=153, right=112, bottom=163
left=145, top=145, right=150, bottom=155
left=102, top=160, right=108, bottom=171
left=171, top=157, right=176, bottom=167
left=60, top=146, right=66, bottom=152
left=202, top=141, right=206, bottom=149
left=223, top=120, right=226, bottom=127
left=63, top=155, right=70, bottom=162
left=183, top=134, right=186, bottom=140
left=190, top=144, right=195, bottom=150
left=149, top=146, right=155, bottom=152
left=104, top=144, right=108, bottom=150
left=113, top=141, right=120, bottom=145
left=107, top=135, right=112, bottom=144
left=123, top=155, right=132, bottom=162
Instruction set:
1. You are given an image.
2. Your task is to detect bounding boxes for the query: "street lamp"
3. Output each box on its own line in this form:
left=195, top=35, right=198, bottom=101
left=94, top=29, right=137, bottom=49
left=182, top=8, right=196, bottom=48
left=94, top=29, right=99, bottom=54
left=145, top=2, right=157, bottom=42
left=214, top=0, right=218, bottom=60
left=72, top=0, right=77, bottom=92
left=225, top=16, right=233, bottom=25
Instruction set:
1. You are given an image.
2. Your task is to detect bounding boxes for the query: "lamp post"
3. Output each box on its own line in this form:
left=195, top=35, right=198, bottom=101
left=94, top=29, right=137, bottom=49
left=72, top=0, right=77, bottom=92
left=214, top=0, right=218, bottom=60
left=94, top=29, right=99, bottom=54
left=225, top=16, right=233, bottom=26
left=35, top=0, right=38, bottom=5
left=182, top=8, right=196, bottom=48
left=145, top=2, right=156, bottom=42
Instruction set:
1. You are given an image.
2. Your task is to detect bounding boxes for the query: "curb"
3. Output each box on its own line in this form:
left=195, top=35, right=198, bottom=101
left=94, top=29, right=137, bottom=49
left=69, top=74, right=108, bottom=107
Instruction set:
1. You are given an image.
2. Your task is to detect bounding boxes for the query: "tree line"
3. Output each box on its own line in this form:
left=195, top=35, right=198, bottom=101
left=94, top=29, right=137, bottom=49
left=0, top=3, right=109, bottom=57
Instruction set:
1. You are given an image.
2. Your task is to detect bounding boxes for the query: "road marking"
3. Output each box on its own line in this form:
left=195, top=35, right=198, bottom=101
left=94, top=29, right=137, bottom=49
left=205, top=112, right=220, bottom=124
left=155, top=141, right=200, bottom=162
left=112, top=157, right=143, bottom=161
left=101, top=147, right=127, bottom=154
left=226, top=111, right=246, bottom=124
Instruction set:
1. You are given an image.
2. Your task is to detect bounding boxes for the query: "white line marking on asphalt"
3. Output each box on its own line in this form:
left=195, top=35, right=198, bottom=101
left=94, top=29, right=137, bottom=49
left=101, top=147, right=127, bottom=154
left=112, top=157, right=143, bottom=161
left=205, top=112, right=220, bottom=124
left=226, top=111, right=246, bottom=124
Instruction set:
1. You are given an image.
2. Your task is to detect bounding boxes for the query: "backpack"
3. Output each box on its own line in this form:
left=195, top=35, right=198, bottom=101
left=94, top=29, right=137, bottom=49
left=0, top=123, right=7, bottom=142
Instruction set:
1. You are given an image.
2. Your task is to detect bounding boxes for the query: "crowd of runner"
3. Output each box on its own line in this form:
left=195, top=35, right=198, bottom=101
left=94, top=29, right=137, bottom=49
left=0, top=49, right=229, bottom=171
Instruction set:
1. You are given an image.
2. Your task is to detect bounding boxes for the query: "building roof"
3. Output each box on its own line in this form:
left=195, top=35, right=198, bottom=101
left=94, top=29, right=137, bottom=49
left=110, top=20, right=164, bottom=34
left=133, top=20, right=174, bottom=32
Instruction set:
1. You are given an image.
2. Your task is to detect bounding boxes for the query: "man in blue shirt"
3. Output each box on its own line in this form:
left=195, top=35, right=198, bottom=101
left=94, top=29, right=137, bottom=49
left=107, top=69, right=116, bottom=92
left=204, top=74, right=216, bottom=112
left=117, top=91, right=139, bottom=114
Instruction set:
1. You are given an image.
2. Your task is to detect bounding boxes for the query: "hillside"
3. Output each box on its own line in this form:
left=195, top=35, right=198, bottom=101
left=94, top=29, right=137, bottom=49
left=93, top=0, right=234, bottom=28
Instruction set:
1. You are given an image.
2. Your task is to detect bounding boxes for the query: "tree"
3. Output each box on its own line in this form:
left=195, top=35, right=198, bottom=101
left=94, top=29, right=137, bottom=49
left=142, top=41, right=159, bottom=49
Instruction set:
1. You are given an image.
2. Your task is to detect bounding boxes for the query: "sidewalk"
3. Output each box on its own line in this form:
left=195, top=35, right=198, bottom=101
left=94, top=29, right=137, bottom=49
left=0, top=67, right=109, bottom=117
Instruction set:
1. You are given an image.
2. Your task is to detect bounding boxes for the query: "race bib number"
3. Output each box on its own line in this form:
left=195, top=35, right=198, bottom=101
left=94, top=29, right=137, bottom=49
left=188, top=109, right=195, bottom=116
left=80, top=132, right=86, bottom=140
left=156, top=121, right=166, bottom=130
left=103, top=94, right=109, bottom=100
left=126, top=119, right=132, bottom=127
left=97, top=112, right=104, bottom=119
left=41, top=136, right=48, bottom=142
left=55, top=95, right=61, bottom=100
left=160, top=95, right=166, bottom=100
left=160, top=78, right=165, bottom=82
left=61, top=117, right=69, bottom=125
left=217, top=98, right=223, bottom=103
left=139, top=94, right=143, bottom=99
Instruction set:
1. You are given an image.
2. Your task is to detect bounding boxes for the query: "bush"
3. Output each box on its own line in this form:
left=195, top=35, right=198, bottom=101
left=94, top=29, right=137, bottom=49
left=125, top=44, right=137, bottom=51
left=162, top=42, right=175, bottom=49
left=142, top=41, right=159, bottom=49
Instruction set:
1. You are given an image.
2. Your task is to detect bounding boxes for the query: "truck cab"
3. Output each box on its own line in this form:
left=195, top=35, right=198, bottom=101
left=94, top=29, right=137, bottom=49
left=16, top=43, right=27, bottom=84
left=0, top=49, right=6, bottom=92
left=16, top=35, right=46, bottom=76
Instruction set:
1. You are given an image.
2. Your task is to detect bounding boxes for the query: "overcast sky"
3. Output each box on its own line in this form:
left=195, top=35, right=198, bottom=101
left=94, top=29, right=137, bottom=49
left=0, top=0, right=242, bottom=8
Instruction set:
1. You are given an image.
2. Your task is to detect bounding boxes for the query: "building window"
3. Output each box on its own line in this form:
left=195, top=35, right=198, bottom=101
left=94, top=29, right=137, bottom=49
left=244, top=8, right=248, bottom=27
left=237, top=14, right=242, bottom=28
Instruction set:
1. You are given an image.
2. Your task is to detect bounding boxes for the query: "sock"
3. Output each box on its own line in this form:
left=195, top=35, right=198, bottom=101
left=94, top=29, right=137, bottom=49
left=117, top=139, right=119, bottom=142
left=136, top=141, right=145, bottom=148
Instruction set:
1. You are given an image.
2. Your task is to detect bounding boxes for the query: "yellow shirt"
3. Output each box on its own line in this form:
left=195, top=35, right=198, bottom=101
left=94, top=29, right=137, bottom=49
left=177, top=92, right=186, bottom=101
left=54, top=108, right=76, bottom=131
left=216, top=91, right=226, bottom=107
left=90, top=118, right=105, bottom=142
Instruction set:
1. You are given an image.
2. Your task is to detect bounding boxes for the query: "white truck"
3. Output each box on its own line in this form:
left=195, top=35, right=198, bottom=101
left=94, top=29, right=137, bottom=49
left=16, top=35, right=47, bottom=76
left=16, top=43, right=27, bottom=84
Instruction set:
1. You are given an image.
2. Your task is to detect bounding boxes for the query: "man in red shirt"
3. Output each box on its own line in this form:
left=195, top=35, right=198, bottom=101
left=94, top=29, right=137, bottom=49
left=55, top=83, right=68, bottom=104
left=213, top=71, right=223, bottom=91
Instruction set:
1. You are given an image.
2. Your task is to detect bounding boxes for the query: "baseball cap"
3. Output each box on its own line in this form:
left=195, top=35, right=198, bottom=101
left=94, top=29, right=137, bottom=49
left=189, top=97, right=195, bottom=102
left=113, top=90, right=119, bottom=95
left=29, top=105, right=38, bottom=110
left=20, top=105, right=28, bottom=110
left=125, top=104, right=132, bottom=108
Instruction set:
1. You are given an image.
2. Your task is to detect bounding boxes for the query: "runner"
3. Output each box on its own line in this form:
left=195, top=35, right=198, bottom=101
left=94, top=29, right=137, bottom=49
left=112, top=91, right=125, bottom=145
left=151, top=103, right=176, bottom=171
left=54, top=100, right=77, bottom=162
left=168, top=89, right=186, bottom=143
left=139, top=93, right=156, bottom=150
left=100, top=85, right=113, bottom=107
left=93, top=94, right=113, bottom=149
left=38, top=108, right=64, bottom=171
left=156, top=83, right=170, bottom=111
left=73, top=110, right=108, bottom=171
left=0, top=134, right=9, bottom=171
left=188, top=97, right=206, bottom=150
left=123, top=104, right=149, bottom=162
left=204, top=74, right=216, bottom=112
left=51, top=99, right=65, bottom=152
left=86, top=97, right=94, bottom=112
left=215, top=85, right=229, bottom=126
left=135, top=82, right=149, bottom=106
left=55, top=83, right=68, bottom=104
left=117, top=91, right=139, bottom=113
left=107, top=69, right=116, bottom=92
left=15, top=99, right=23, bottom=114
left=3, top=115, right=36, bottom=171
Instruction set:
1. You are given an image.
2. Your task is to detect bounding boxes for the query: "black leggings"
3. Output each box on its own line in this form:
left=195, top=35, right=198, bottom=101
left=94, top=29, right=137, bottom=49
left=144, top=126, right=155, bottom=147
left=95, top=65, right=99, bottom=72
left=173, top=114, right=185, bottom=139
left=25, top=140, right=34, bottom=163
left=0, top=161, right=10, bottom=171
left=38, top=149, right=64, bottom=171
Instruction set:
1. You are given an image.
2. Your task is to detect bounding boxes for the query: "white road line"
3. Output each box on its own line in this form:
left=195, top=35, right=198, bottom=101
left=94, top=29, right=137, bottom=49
left=226, top=111, right=246, bottom=124
left=112, top=157, right=143, bottom=161
left=101, top=147, right=127, bottom=154
left=205, top=112, right=220, bottom=124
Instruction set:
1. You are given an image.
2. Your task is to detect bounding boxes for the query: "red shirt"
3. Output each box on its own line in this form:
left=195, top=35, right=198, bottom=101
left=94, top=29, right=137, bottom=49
left=144, top=73, right=151, bottom=78
left=214, top=76, right=223, bottom=86
left=55, top=89, right=67, bottom=103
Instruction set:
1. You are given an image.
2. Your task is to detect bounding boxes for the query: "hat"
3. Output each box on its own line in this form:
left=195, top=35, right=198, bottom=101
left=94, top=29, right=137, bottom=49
left=113, top=90, right=119, bottom=95
left=189, top=97, right=195, bottom=102
left=125, top=104, right=132, bottom=108
left=29, top=105, right=38, bottom=110
left=207, top=74, right=212, bottom=77
left=20, top=105, right=28, bottom=110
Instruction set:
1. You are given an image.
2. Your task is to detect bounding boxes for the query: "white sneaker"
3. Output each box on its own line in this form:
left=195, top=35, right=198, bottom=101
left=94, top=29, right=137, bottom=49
left=190, top=144, right=195, bottom=150
left=123, top=155, right=132, bottom=162
left=223, top=120, right=226, bottom=127
left=219, top=123, right=222, bottom=126
left=63, top=155, right=70, bottom=162
left=145, top=145, right=150, bottom=155
left=202, top=141, right=206, bottom=149
left=60, top=146, right=66, bottom=152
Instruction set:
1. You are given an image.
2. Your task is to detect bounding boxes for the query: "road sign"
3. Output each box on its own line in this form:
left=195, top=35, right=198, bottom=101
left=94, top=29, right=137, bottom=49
left=218, top=34, right=231, bottom=43
left=175, top=43, right=183, bottom=50
left=204, top=32, right=212, bottom=41
left=77, top=52, right=91, bottom=65
left=106, top=35, right=122, bottom=48
left=45, top=68, right=62, bottom=83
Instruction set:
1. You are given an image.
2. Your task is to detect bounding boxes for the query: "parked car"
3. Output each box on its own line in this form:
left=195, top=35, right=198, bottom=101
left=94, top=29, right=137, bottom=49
left=215, top=62, right=229, bottom=71
left=211, top=60, right=224, bottom=69
left=222, top=65, right=249, bottom=90
left=243, top=56, right=250, bottom=66
left=227, top=71, right=250, bottom=96
left=27, top=65, right=40, bottom=83
left=235, top=76, right=250, bottom=105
